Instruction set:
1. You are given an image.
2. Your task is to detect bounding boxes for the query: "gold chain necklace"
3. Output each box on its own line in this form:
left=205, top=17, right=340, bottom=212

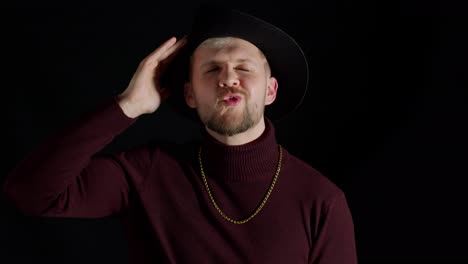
left=198, top=144, right=282, bottom=224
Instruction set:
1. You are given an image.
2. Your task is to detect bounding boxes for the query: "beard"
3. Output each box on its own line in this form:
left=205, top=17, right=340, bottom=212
left=205, top=105, right=255, bottom=136
left=199, top=99, right=264, bottom=137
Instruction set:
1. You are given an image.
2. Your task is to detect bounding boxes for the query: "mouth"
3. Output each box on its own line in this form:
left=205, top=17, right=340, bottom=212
left=222, top=94, right=242, bottom=106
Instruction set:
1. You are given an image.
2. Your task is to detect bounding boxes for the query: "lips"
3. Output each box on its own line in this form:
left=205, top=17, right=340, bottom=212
left=223, top=94, right=241, bottom=101
left=222, top=94, right=242, bottom=106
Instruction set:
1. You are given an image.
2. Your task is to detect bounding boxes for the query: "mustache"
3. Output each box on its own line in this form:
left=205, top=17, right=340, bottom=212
left=217, top=87, right=248, bottom=98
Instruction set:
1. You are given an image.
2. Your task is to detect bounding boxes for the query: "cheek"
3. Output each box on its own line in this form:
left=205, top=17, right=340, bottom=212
left=191, top=86, right=216, bottom=104
left=193, top=75, right=217, bottom=91
left=245, top=77, right=268, bottom=93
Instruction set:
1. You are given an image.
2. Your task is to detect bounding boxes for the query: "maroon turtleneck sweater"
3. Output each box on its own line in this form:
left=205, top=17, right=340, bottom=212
left=4, top=98, right=357, bottom=263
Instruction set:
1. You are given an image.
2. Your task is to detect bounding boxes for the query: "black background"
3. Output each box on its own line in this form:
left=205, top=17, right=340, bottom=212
left=2, top=0, right=467, bottom=263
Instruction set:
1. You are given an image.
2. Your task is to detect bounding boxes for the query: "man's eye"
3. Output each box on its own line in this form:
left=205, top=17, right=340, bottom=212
left=236, top=68, right=250, bottom=72
left=206, top=68, right=219, bottom=73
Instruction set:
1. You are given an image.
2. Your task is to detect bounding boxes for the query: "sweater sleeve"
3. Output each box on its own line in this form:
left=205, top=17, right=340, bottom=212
left=309, top=191, right=358, bottom=264
left=3, top=97, right=147, bottom=218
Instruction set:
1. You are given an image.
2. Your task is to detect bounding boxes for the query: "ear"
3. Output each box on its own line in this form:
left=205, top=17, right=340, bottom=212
left=265, top=76, right=278, bottom=105
left=184, top=82, right=197, bottom=108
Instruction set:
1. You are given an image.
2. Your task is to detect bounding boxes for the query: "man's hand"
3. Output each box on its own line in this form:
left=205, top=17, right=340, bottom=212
left=117, top=36, right=187, bottom=118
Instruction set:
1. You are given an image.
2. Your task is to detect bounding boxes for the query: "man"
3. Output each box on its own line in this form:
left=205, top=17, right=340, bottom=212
left=4, top=5, right=357, bottom=263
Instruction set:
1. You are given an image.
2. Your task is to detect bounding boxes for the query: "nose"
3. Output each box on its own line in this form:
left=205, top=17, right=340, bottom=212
left=218, top=68, right=240, bottom=88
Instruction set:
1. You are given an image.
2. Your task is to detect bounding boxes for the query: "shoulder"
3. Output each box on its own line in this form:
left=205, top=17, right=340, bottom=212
left=281, top=148, right=344, bottom=201
left=132, top=139, right=200, bottom=163
left=105, top=139, right=200, bottom=168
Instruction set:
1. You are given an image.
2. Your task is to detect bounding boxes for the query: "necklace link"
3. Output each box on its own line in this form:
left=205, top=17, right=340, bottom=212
left=198, top=144, right=282, bottom=224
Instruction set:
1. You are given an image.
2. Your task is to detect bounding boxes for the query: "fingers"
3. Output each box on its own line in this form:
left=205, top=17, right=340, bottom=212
left=147, top=37, right=177, bottom=62
left=158, top=37, right=187, bottom=65
left=146, top=36, right=187, bottom=65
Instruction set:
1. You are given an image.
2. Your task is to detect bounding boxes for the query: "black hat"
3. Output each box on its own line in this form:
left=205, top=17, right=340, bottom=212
left=163, top=4, right=309, bottom=123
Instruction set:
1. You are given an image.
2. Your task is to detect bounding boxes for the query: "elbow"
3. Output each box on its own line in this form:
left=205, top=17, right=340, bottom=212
left=4, top=182, right=40, bottom=216
left=3, top=178, right=55, bottom=217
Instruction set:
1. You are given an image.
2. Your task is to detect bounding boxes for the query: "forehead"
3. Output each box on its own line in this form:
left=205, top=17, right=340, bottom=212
left=192, top=37, right=264, bottom=64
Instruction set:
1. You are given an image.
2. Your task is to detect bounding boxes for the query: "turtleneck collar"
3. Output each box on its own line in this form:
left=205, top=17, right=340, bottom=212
left=199, top=118, right=280, bottom=182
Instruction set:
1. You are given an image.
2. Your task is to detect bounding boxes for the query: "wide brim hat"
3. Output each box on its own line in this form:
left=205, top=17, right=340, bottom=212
left=162, top=4, right=309, bottom=123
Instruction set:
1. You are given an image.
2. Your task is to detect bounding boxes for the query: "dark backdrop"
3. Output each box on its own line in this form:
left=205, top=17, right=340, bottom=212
left=2, top=0, right=467, bottom=263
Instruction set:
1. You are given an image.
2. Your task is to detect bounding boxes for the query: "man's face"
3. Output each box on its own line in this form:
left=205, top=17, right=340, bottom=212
left=184, top=37, right=277, bottom=136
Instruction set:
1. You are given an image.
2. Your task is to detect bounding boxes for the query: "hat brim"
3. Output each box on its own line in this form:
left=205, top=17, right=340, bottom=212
left=162, top=5, right=309, bottom=123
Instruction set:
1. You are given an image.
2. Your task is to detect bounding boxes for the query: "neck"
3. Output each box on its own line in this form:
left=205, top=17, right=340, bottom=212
left=205, top=117, right=266, bottom=146
left=200, top=117, right=279, bottom=182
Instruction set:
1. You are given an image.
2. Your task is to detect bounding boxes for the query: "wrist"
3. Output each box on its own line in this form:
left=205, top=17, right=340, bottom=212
left=116, top=95, right=143, bottom=118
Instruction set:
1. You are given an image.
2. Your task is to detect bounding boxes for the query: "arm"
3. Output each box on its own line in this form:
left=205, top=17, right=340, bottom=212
left=309, top=191, right=358, bottom=264
left=3, top=36, right=187, bottom=218
left=4, top=100, right=137, bottom=217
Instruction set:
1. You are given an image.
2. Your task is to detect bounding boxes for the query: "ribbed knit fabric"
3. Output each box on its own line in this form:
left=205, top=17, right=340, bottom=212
left=201, top=118, right=279, bottom=182
left=4, top=98, right=357, bottom=264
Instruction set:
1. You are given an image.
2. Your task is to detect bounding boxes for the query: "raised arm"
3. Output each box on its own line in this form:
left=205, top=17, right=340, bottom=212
left=3, top=36, right=187, bottom=218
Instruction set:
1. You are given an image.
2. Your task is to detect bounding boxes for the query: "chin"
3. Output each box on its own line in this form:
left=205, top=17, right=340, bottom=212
left=207, top=112, right=259, bottom=137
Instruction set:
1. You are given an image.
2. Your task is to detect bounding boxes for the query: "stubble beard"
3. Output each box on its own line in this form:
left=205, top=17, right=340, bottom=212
left=203, top=102, right=261, bottom=137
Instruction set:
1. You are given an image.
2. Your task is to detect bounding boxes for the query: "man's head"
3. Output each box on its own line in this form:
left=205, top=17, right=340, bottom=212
left=184, top=37, right=278, bottom=136
left=163, top=4, right=309, bottom=125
